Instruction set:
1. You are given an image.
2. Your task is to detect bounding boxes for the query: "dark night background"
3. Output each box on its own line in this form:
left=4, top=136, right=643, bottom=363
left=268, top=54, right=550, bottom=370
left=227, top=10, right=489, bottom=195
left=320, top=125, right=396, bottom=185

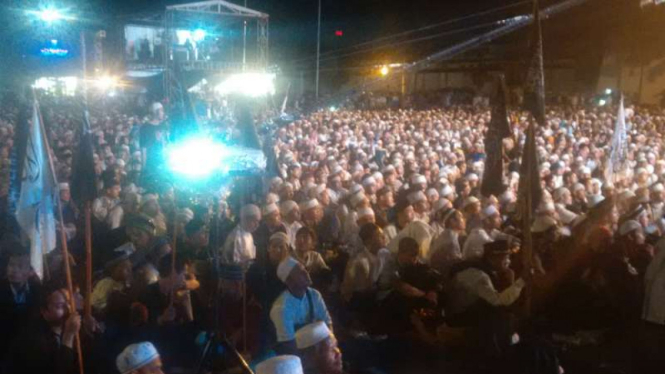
left=1, top=0, right=664, bottom=93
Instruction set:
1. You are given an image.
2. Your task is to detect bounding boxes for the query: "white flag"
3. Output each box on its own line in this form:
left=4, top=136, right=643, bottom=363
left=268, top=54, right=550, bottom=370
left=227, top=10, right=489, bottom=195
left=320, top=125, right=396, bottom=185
left=605, top=96, right=627, bottom=183
left=15, top=102, right=57, bottom=280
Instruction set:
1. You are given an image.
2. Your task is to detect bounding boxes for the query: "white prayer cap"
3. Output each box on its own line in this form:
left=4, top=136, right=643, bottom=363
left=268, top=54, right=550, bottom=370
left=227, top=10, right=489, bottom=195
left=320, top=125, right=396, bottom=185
left=357, top=207, right=375, bottom=220
left=263, top=203, right=279, bottom=216
left=531, top=216, right=558, bottom=233
left=553, top=187, right=570, bottom=202
left=372, top=171, right=383, bottom=181
left=116, top=159, right=126, bottom=167
left=462, top=196, right=480, bottom=209
left=362, top=176, right=377, bottom=187
left=266, top=192, right=280, bottom=204
left=315, top=184, right=327, bottom=195
left=299, top=199, right=320, bottom=212
left=651, top=183, right=665, bottom=193
left=500, top=190, right=515, bottom=205
left=350, top=193, right=367, bottom=208
left=480, top=205, right=499, bottom=220
left=281, top=182, right=294, bottom=191
left=256, top=356, right=303, bottom=374
left=271, top=176, right=283, bottom=186
left=411, top=174, right=427, bottom=185
left=590, top=178, right=602, bottom=187
left=433, top=198, right=451, bottom=213
left=58, top=182, right=70, bottom=191
left=426, top=188, right=439, bottom=199
left=579, top=166, right=591, bottom=175
left=116, top=342, right=160, bottom=374
left=270, top=232, right=290, bottom=245
left=382, top=165, right=395, bottom=174
left=466, top=173, right=479, bottom=182
left=141, top=193, right=158, bottom=206
left=331, top=165, right=344, bottom=176
left=280, top=201, right=299, bottom=216
left=296, top=322, right=332, bottom=349
left=241, top=204, right=261, bottom=218
left=637, top=167, right=648, bottom=175
left=587, top=194, right=605, bottom=208
left=572, top=183, right=586, bottom=192
left=349, top=184, right=364, bottom=195
left=150, top=102, right=163, bottom=112
left=277, top=257, right=299, bottom=283
left=619, top=220, right=642, bottom=236
left=440, top=185, right=455, bottom=197
left=407, top=191, right=427, bottom=204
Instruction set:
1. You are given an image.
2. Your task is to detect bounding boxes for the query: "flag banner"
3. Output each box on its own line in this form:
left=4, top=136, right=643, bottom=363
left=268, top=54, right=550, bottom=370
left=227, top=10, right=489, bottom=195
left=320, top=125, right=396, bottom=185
left=71, top=109, right=97, bottom=203
left=15, top=102, right=57, bottom=279
left=523, top=0, right=546, bottom=126
left=517, top=122, right=543, bottom=221
left=481, top=75, right=511, bottom=197
left=605, top=96, right=628, bottom=182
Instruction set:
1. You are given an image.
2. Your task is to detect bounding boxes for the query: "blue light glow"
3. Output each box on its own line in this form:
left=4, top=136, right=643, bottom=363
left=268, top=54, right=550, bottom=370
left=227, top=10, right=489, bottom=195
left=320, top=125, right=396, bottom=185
left=193, top=29, right=207, bottom=42
left=167, top=137, right=227, bottom=178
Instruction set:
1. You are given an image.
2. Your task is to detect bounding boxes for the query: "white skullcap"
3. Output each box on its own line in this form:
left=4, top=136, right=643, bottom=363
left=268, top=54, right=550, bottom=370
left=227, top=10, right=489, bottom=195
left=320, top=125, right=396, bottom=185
left=433, top=198, right=451, bottom=213
left=116, top=342, right=160, bottom=374
left=412, top=174, right=427, bottom=185
left=315, top=184, right=327, bottom=195
left=553, top=187, right=570, bottom=202
left=256, top=356, right=303, bottom=374
left=150, top=102, right=163, bottom=112
left=382, top=165, right=395, bottom=174
left=331, top=165, right=344, bottom=175
left=587, top=195, right=605, bottom=208
left=277, top=257, right=299, bottom=283
left=241, top=204, right=261, bottom=218
left=372, top=171, right=383, bottom=181
left=590, top=178, right=602, bottom=187
left=619, top=220, right=642, bottom=236
left=531, top=216, right=558, bottom=233
left=407, top=191, right=427, bottom=204
left=141, top=194, right=158, bottom=206
left=350, top=193, right=366, bottom=207
left=281, top=182, right=294, bottom=191
left=637, top=167, right=647, bottom=175
left=299, top=199, right=320, bottom=212
left=357, top=207, right=375, bottom=219
left=579, top=166, right=591, bottom=174
left=362, top=176, right=377, bottom=187
left=266, top=193, right=280, bottom=204
left=280, top=200, right=298, bottom=216
left=349, top=184, right=364, bottom=195
left=572, top=183, right=586, bottom=192
left=58, top=182, right=70, bottom=191
left=426, top=188, right=439, bottom=198
left=116, top=159, right=126, bottom=167
left=652, top=183, right=665, bottom=193
left=271, top=176, right=283, bottom=186
left=466, top=173, right=479, bottom=182
left=480, top=205, right=499, bottom=220
left=296, top=322, right=332, bottom=349
left=263, top=203, right=279, bottom=216
left=270, top=232, right=290, bottom=244
left=462, top=196, right=480, bottom=209
left=440, top=185, right=455, bottom=197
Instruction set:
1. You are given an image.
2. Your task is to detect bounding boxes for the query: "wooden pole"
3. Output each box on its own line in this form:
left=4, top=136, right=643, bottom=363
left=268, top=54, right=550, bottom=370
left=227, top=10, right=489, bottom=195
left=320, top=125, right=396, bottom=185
left=34, top=97, right=85, bottom=374
left=83, top=202, right=93, bottom=318
left=170, top=190, right=178, bottom=307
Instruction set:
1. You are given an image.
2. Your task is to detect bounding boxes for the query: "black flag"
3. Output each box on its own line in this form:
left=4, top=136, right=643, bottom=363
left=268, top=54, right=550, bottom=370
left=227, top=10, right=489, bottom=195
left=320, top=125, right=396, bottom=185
left=523, top=0, right=546, bottom=126
left=71, top=109, right=97, bottom=203
left=481, top=75, right=511, bottom=198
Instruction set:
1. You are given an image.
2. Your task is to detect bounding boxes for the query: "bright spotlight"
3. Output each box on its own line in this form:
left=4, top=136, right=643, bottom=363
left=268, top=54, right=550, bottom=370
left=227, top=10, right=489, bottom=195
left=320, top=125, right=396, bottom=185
left=605, top=88, right=612, bottom=95
left=599, top=99, right=607, bottom=106
left=329, top=106, right=337, bottom=112
left=193, top=29, right=206, bottom=42
left=94, top=76, right=117, bottom=91
left=38, top=8, right=64, bottom=23
left=215, top=73, right=276, bottom=97
left=167, top=137, right=226, bottom=178
left=380, top=66, right=389, bottom=76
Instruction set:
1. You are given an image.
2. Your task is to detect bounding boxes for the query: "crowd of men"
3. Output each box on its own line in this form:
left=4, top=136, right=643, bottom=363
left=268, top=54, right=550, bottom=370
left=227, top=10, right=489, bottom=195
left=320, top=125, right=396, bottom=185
left=0, top=93, right=664, bottom=374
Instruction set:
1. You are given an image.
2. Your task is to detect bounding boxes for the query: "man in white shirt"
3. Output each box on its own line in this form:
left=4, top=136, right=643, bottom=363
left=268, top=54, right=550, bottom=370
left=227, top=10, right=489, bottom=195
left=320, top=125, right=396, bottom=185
left=221, top=204, right=261, bottom=269
left=448, top=240, right=524, bottom=357
left=271, top=257, right=333, bottom=355
left=637, top=237, right=665, bottom=373
left=281, top=200, right=303, bottom=247
left=93, top=176, right=121, bottom=225
left=462, top=205, right=510, bottom=260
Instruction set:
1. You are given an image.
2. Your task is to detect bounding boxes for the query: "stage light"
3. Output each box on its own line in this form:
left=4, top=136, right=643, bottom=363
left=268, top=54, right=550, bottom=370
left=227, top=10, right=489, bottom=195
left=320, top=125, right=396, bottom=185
left=38, top=8, right=64, bottom=23
left=599, top=99, right=607, bottom=106
left=193, top=29, right=206, bottom=42
left=215, top=73, right=276, bottom=97
left=94, top=76, right=117, bottom=91
left=167, top=137, right=227, bottom=179
left=605, top=88, right=612, bottom=95
left=380, top=66, right=389, bottom=76
left=329, top=106, right=337, bottom=112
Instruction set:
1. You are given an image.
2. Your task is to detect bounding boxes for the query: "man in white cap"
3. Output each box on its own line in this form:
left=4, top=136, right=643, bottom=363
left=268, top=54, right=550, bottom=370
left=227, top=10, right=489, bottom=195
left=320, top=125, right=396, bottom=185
left=650, top=183, right=665, bottom=221
left=254, top=203, right=288, bottom=268
left=57, top=182, right=78, bottom=241
left=271, top=257, right=332, bottom=355
left=281, top=200, right=303, bottom=247
left=221, top=204, right=261, bottom=268
left=295, top=322, right=343, bottom=374
left=116, top=342, right=163, bottom=374
left=462, top=204, right=510, bottom=260
left=408, top=190, right=430, bottom=224
left=256, top=355, right=304, bottom=374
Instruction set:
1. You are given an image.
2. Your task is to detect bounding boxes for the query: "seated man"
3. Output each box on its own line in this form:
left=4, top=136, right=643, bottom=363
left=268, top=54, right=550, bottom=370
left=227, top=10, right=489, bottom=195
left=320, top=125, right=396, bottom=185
left=0, top=243, right=42, bottom=358
left=271, top=257, right=332, bottom=355
left=295, top=322, right=343, bottom=374
left=116, top=342, right=163, bottom=374
left=447, top=240, right=524, bottom=357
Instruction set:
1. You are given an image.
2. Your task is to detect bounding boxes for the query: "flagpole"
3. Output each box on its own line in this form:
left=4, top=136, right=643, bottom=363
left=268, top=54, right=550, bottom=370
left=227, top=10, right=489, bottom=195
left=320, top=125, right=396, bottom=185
left=80, top=30, right=94, bottom=321
left=33, top=96, right=85, bottom=374
left=170, top=189, right=178, bottom=307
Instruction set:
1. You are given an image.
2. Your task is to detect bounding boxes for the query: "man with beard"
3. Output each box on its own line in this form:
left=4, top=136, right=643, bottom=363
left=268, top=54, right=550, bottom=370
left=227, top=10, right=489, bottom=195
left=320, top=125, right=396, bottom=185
left=4, top=286, right=82, bottom=374
left=295, top=322, right=343, bottom=374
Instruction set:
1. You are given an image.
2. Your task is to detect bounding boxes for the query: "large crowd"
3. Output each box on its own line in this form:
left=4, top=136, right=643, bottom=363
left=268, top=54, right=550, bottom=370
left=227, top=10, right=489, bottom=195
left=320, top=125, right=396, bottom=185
left=0, top=92, right=664, bottom=374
